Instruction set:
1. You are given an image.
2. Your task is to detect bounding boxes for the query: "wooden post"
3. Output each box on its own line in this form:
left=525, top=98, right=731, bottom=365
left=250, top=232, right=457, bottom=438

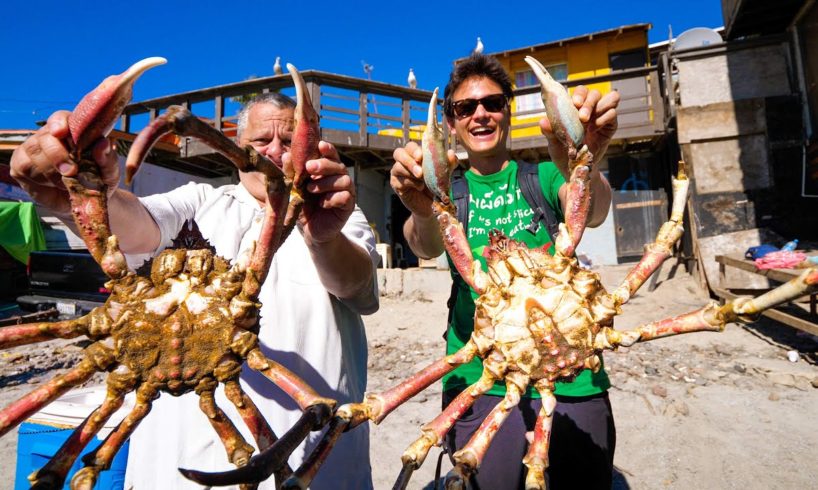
left=402, top=99, right=410, bottom=144
left=214, top=95, right=224, bottom=131
left=359, top=92, right=368, bottom=147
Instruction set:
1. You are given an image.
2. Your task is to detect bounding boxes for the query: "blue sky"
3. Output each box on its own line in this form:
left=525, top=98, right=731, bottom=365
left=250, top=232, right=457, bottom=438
left=1, top=0, right=724, bottom=129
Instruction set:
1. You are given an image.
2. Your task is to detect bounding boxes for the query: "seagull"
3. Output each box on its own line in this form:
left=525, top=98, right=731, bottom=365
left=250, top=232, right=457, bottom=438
left=273, top=56, right=283, bottom=75
left=474, top=37, right=484, bottom=54
left=407, top=68, right=417, bottom=89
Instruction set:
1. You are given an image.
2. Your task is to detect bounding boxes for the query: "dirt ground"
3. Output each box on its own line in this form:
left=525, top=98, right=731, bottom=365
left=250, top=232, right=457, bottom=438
left=2, top=264, right=818, bottom=489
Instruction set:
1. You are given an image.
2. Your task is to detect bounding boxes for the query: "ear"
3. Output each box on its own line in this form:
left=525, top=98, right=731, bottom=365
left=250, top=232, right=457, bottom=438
left=446, top=116, right=456, bottom=133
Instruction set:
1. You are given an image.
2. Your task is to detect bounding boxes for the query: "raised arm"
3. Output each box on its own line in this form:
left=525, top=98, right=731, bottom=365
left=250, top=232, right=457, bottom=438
left=10, top=111, right=161, bottom=253
left=290, top=141, right=378, bottom=314
left=389, top=141, right=454, bottom=259
left=543, top=86, right=619, bottom=227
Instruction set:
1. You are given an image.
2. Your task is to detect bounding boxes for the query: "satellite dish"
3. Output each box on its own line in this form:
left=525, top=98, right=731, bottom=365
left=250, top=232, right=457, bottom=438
left=674, top=27, right=722, bottom=51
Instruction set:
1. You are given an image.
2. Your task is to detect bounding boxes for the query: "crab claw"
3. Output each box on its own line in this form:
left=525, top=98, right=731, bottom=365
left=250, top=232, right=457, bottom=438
left=286, top=63, right=319, bottom=194
left=422, top=88, right=453, bottom=205
left=418, top=90, right=483, bottom=294
left=523, top=56, right=583, bottom=151
left=69, top=57, right=167, bottom=153
left=125, top=105, right=283, bottom=185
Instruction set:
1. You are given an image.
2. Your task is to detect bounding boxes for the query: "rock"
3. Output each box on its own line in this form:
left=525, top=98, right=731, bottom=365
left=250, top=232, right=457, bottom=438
left=663, top=400, right=689, bottom=417
left=673, top=400, right=690, bottom=417
left=766, top=372, right=796, bottom=388
left=768, top=392, right=780, bottom=401
left=733, top=363, right=747, bottom=374
left=812, top=377, right=818, bottom=389
left=652, top=384, right=668, bottom=398
left=644, top=366, right=659, bottom=376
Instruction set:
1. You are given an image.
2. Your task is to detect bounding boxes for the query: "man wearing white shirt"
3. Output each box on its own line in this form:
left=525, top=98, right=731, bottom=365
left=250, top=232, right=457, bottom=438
left=10, top=92, right=379, bottom=489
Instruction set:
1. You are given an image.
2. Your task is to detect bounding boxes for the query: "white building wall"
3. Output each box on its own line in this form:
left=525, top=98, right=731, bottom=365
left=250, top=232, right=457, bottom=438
left=351, top=167, right=388, bottom=244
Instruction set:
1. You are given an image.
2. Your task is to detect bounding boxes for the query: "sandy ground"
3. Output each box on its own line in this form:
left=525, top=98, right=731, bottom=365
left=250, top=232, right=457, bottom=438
left=2, top=264, right=818, bottom=489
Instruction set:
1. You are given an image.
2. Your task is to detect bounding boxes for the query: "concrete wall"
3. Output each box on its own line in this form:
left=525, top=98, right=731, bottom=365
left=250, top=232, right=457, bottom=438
left=576, top=202, right=618, bottom=266
left=673, top=38, right=813, bottom=287
left=677, top=42, right=792, bottom=106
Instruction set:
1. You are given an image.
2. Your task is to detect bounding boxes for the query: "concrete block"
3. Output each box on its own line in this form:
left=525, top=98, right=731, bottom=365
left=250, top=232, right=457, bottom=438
left=687, top=136, right=771, bottom=193
left=677, top=99, right=765, bottom=144
left=677, top=43, right=791, bottom=107
left=377, top=269, right=452, bottom=299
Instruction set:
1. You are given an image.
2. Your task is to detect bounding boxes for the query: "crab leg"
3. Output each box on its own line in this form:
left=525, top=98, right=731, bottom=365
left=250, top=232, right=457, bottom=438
left=124, top=105, right=291, bottom=298
left=522, top=383, right=558, bottom=490
left=246, top=349, right=336, bottom=412
left=596, top=269, right=818, bottom=349
left=447, top=377, right=527, bottom=488
left=180, top=403, right=333, bottom=486
left=609, top=162, right=690, bottom=310
left=524, top=56, right=593, bottom=257
left=63, top=57, right=166, bottom=280
left=0, top=342, right=113, bottom=437
left=181, top=349, right=338, bottom=485
left=273, top=340, right=481, bottom=489
left=420, top=90, right=483, bottom=292
left=224, top=379, right=293, bottom=486
left=28, top=391, right=126, bottom=488
left=393, top=372, right=497, bottom=490
left=70, top=383, right=157, bottom=490
left=282, top=414, right=350, bottom=490
left=198, top=385, right=256, bottom=468
left=0, top=315, right=90, bottom=349
left=360, top=339, right=479, bottom=425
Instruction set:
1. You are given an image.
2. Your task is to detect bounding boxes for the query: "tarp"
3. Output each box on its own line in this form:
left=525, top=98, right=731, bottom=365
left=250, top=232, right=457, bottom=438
left=0, top=201, right=46, bottom=264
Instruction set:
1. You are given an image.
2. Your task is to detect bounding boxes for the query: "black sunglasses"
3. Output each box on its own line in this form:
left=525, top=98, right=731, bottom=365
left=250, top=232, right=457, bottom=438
left=450, top=94, right=508, bottom=118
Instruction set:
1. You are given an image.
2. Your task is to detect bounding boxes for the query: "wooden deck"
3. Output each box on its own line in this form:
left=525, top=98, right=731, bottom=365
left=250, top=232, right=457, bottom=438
left=118, top=66, right=669, bottom=178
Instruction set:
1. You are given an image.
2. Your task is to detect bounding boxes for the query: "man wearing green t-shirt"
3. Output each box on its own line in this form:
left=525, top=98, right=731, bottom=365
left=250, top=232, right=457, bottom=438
left=390, top=53, right=619, bottom=488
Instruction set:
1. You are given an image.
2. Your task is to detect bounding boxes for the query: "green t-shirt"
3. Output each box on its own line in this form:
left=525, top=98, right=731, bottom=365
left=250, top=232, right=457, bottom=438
left=442, top=160, right=611, bottom=398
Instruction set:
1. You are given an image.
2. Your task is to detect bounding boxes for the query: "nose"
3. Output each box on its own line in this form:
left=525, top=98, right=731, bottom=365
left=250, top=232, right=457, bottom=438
left=263, top=136, right=285, bottom=164
left=472, top=101, right=490, bottom=120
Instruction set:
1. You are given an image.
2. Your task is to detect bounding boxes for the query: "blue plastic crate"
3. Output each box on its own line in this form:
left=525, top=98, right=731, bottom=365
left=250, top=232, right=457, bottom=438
left=15, top=421, right=129, bottom=490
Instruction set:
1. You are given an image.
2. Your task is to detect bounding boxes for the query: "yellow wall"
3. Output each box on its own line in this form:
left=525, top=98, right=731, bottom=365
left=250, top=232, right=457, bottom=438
left=507, top=29, right=649, bottom=139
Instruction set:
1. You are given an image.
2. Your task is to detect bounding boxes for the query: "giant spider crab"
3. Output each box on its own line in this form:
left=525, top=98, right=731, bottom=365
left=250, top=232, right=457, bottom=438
left=0, top=58, right=338, bottom=489
left=191, top=56, right=818, bottom=490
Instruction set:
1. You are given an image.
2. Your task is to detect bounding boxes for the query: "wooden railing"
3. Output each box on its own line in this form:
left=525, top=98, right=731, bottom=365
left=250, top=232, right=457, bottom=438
left=122, top=65, right=666, bottom=158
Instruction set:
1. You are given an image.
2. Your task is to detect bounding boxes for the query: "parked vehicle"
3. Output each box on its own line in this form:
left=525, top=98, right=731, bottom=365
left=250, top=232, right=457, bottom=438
left=17, top=249, right=109, bottom=317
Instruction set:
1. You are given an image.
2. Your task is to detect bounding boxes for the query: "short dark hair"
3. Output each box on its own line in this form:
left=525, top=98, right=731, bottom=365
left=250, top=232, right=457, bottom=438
left=443, top=53, right=514, bottom=119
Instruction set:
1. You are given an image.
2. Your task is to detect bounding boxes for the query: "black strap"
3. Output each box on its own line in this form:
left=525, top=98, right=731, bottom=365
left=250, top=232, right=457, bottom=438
left=516, top=160, right=560, bottom=240
left=450, top=166, right=469, bottom=231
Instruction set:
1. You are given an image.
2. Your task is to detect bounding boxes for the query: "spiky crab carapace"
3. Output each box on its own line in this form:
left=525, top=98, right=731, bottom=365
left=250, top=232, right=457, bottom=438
left=227, top=55, right=818, bottom=490
left=0, top=58, right=337, bottom=490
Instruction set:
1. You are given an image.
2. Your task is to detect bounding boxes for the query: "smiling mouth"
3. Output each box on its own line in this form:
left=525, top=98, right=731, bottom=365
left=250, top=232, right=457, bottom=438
left=470, top=127, right=495, bottom=137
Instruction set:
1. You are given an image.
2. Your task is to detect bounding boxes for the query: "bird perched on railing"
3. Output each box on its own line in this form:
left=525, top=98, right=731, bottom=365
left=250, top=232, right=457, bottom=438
left=408, top=68, right=417, bottom=89
left=274, top=56, right=283, bottom=75
left=474, top=37, right=484, bottom=54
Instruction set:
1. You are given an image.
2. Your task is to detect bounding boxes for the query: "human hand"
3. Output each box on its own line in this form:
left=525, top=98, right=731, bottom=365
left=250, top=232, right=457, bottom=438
left=289, top=141, right=354, bottom=244
left=389, top=141, right=456, bottom=219
left=540, top=85, right=619, bottom=174
left=10, top=111, right=120, bottom=215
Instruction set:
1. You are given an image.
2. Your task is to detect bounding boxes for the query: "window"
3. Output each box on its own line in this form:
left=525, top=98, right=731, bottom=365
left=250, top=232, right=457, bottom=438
left=515, top=63, right=568, bottom=114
